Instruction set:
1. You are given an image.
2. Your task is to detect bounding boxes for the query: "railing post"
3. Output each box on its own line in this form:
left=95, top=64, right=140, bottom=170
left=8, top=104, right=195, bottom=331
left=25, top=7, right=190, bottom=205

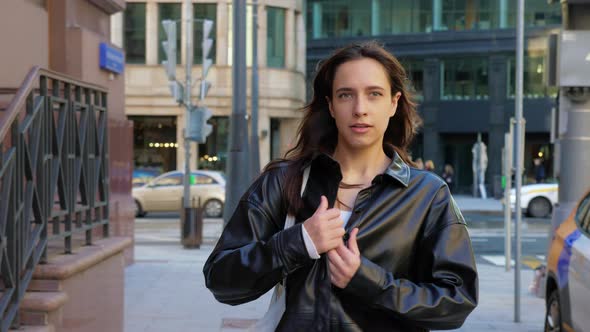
left=40, top=75, right=48, bottom=264
left=101, top=91, right=109, bottom=238
left=10, top=121, right=21, bottom=330
left=85, top=88, right=93, bottom=245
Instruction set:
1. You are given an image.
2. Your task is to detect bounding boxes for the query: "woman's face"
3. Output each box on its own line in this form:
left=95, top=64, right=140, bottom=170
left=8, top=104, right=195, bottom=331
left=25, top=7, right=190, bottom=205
left=328, top=57, right=401, bottom=152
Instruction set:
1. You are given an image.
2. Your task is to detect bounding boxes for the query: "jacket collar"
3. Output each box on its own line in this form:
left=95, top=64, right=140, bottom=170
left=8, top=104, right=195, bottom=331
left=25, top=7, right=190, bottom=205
left=304, top=144, right=410, bottom=188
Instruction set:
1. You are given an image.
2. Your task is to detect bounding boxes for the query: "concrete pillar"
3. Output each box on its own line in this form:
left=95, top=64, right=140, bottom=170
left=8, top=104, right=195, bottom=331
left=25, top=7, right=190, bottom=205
left=217, top=2, right=228, bottom=66
left=146, top=1, right=158, bottom=65
left=488, top=55, right=508, bottom=192
left=110, top=12, right=123, bottom=48
left=295, top=11, right=306, bottom=75
left=371, top=0, right=380, bottom=36
left=285, top=8, right=295, bottom=70
left=422, top=58, right=441, bottom=168
left=432, top=0, right=442, bottom=31
left=552, top=2, right=590, bottom=229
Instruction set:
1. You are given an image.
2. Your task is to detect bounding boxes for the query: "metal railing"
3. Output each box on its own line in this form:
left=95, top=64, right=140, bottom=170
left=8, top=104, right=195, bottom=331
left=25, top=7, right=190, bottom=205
left=0, top=67, right=110, bottom=331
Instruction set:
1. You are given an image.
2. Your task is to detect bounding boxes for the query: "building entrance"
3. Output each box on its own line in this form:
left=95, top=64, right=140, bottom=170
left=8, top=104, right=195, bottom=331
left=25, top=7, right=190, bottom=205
left=129, top=115, right=177, bottom=174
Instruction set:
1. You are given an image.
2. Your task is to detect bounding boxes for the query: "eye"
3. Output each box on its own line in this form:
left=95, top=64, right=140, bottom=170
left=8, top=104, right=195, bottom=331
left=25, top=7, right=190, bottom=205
left=338, top=92, right=353, bottom=99
left=369, top=91, right=383, bottom=97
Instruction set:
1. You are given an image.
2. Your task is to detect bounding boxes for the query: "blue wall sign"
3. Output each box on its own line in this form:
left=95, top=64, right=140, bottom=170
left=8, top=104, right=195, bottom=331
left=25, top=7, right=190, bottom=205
left=99, top=42, right=124, bottom=74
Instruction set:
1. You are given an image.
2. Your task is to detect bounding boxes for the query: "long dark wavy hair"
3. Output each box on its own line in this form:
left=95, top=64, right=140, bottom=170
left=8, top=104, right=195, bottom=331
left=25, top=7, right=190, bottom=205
left=266, top=41, right=423, bottom=215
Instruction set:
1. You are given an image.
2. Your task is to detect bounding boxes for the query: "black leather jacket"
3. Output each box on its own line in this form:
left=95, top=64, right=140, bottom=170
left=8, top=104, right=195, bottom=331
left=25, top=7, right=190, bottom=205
left=204, top=151, right=478, bottom=331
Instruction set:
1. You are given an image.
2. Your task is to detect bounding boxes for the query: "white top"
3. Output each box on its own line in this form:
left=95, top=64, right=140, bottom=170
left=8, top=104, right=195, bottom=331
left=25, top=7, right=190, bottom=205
left=301, top=210, right=353, bottom=259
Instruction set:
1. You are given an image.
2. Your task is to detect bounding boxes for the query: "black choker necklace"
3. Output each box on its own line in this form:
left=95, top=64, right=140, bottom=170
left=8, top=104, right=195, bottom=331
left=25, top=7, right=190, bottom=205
left=339, top=181, right=369, bottom=189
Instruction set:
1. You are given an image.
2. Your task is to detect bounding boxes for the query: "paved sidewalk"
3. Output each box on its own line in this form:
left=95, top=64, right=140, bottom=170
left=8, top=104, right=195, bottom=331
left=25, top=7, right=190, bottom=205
left=125, top=241, right=545, bottom=332
left=453, top=194, right=504, bottom=214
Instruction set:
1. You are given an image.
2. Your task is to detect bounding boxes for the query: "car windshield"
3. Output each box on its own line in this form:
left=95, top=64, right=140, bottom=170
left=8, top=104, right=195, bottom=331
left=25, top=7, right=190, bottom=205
left=133, top=168, right=161, bottom=187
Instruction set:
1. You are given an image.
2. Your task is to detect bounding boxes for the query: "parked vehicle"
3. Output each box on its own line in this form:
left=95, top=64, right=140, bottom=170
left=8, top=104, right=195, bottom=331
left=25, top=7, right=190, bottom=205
left=132, top=167, right=162, bottom=188
left=508, top=183, right=558, bottom=218
left=544, top=190, right=590, bottom=332
left=133, top=170, right=225, bottom=218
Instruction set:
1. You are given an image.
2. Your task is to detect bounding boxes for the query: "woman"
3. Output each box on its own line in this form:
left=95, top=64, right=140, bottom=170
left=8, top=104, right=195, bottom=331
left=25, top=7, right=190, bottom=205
left=203, top=42, right=478, bottom=331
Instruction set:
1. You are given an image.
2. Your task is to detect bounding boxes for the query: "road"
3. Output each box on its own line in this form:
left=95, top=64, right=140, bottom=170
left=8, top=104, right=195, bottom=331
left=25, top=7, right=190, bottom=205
left=134, top=211, right=552, bottom=269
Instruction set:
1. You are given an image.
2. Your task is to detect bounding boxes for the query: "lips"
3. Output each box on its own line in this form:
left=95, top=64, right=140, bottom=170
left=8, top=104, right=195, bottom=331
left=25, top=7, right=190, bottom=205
left=350, top=123, right=371, bottom=133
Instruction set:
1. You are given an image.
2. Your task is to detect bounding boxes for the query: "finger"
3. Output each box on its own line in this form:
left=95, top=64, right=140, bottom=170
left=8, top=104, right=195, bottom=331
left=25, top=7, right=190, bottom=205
left=321, top=208, right=342, bottom=220
left=327, top=248, right=345, bottom=267
left=315, top=195, right=328, bottom=214
left=347, top=228, right=360, bottom=256
left=325, top=217, right=345, bottom=229
left=328, top=259, right=345, bottom=282
left=335, top=243, right=350, bottom=258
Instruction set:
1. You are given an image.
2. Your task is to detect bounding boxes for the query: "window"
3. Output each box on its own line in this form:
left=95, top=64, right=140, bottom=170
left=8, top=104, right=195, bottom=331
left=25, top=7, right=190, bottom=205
left=401, top=59, right=424, bottom=100
left=507, top=55, right=557, bottom=98
left=442, top=57, right=488, bottom=100
left=198, top=116, right=229, bottom=171
left=306, top=0, right=433, bottom=38
left=193, top=3, right=217, bottom=65
left=191, top=173, right=217, bottom=185
left=158, top=3, right=182, bottom=65
left=376, top=0, right=431, bottom=35
left=153, top=173, right=183, bottom=187
left=507, top=0, right=561, bottom=28
left=267, top=6, right=285, bottom=68
left=576, top=193, right=590, bottom=232
left=124, top=3, right=146, bottom=64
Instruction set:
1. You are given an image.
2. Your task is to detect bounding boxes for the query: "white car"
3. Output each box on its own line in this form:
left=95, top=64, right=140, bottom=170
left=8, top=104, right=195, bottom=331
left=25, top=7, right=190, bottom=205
left=133, top=170, right=226, bottom=218
left=509, top=183, right=558, bottom=218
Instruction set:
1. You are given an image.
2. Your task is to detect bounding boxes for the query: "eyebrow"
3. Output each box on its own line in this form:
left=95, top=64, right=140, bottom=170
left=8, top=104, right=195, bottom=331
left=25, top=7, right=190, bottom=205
left=334, top=86, right=386, bottom=93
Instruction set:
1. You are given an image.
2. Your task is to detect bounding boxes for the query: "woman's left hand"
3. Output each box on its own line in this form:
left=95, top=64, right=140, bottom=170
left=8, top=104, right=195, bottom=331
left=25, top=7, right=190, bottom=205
left=327, top=228, right=361, bottom=288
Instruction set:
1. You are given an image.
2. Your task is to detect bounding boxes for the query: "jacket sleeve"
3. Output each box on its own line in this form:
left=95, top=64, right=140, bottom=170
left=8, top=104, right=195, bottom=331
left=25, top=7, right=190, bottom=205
left=203, top=170, right=311, bottom=305
left=342, top=186, right=478, bottom=330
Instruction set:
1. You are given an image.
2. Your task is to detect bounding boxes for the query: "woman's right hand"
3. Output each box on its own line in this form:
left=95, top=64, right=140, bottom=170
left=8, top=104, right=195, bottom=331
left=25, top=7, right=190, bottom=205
left=303, top=195, right=345, bottom=254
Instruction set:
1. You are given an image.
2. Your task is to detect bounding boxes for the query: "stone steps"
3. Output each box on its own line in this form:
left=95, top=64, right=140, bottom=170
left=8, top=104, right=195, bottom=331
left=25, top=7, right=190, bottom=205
left=19, top=291, right=67, bottom=327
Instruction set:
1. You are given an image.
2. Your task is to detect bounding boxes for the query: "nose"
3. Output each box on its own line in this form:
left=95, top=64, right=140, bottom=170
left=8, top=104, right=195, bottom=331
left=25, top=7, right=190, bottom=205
left=352, top=95, right=368, bottom=117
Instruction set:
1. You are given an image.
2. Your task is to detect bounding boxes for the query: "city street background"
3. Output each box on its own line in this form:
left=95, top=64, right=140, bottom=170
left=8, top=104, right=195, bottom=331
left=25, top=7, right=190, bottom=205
left=126, top=195, right=548, bottom=331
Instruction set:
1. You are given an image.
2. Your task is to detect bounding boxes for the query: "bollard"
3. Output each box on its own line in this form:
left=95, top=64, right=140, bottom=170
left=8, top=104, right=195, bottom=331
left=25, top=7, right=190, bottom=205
left=181, top=197, right=203, bottom=248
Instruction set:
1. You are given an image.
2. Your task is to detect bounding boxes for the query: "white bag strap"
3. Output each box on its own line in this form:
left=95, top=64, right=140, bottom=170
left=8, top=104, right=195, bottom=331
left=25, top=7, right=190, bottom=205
left=284, top=166, right=310, bottom=229
left=248, top=166, right=312, bottom=332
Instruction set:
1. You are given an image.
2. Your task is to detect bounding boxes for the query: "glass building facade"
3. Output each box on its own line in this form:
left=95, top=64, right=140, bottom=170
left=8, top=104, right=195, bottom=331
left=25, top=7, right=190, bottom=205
left=307, top=0, right=560, bottom=39
left=306, top=0, right=561, bottom=194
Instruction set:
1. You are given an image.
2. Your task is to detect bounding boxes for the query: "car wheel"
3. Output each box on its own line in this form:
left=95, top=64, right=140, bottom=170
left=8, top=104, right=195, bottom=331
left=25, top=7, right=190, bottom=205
left=528, top=197, right=552, bottom=218
left=204, top=199, right=223, bottom=218
left=135, top=200, right=146, bottom=218
left=544, top=289, right=562, bottom=332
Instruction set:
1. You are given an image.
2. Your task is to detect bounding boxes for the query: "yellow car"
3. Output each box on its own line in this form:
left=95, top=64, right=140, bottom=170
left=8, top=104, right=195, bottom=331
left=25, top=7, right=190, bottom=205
left=544, top=190, right=590, bottom=332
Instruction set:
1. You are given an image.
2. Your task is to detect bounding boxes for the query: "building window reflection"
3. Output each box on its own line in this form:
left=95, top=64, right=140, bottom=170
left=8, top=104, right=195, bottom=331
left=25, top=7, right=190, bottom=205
left=198, top=116, right=228, bottom=171
left=158, top=3, right=182, bottom=65
left=129, top=116, right=177, bottom=173
left=193, top=3, right=217, bottom=65
left=124, top=3, right=146, bottom=64
left=442, top=57, right=489, bottom=100
left=267, top=6, right=286, bottom=68
left=507, top=54, right=557, bottom=99
left=401, top=59, right=424, bottom=100
left=306, top=0, right=561, bottom=39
